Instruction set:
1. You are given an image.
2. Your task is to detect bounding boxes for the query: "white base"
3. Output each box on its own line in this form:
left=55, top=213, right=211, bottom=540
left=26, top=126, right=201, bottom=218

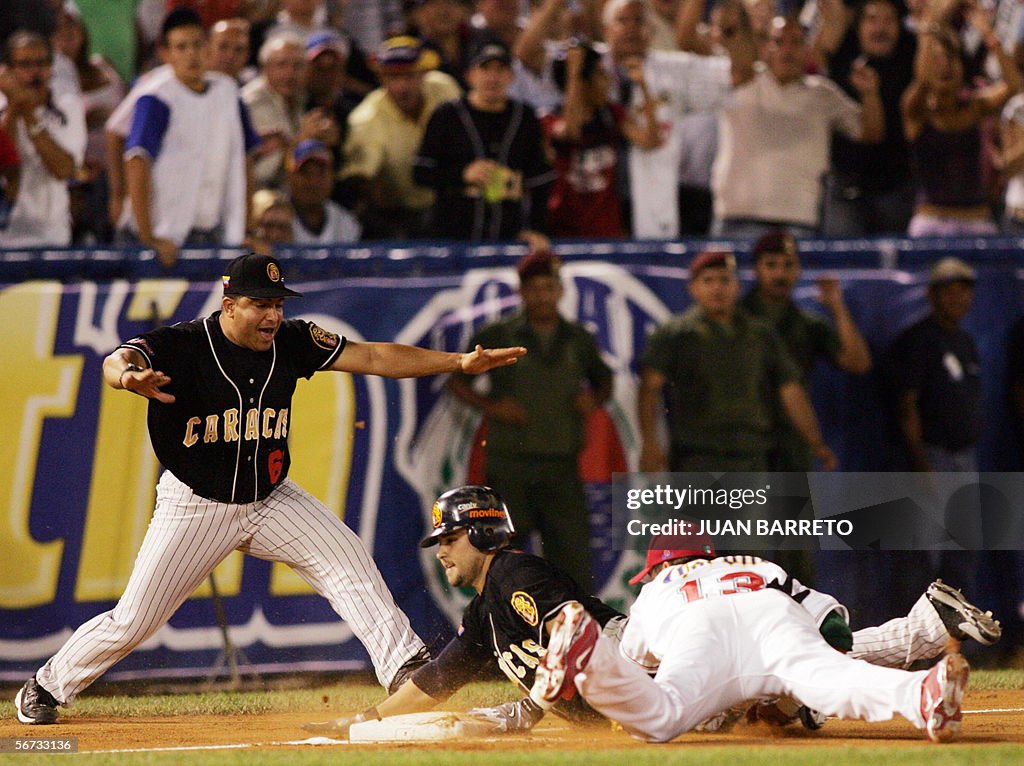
left=348, top=712, right=498, bottom=742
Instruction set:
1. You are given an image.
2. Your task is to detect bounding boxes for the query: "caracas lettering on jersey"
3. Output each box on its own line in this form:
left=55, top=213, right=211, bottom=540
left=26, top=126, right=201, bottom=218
left=182, top=407, right=289, bottom=447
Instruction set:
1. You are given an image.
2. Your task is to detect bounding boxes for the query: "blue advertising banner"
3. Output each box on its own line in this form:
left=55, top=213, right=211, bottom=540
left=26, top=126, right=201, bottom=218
left=2, top=246, right=1023, bottom=680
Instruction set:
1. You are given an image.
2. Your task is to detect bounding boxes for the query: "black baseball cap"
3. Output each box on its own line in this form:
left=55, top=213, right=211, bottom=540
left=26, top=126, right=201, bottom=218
left=222, top=253, right=303, bottom=298
left=468, top=41, right=512, bottom=68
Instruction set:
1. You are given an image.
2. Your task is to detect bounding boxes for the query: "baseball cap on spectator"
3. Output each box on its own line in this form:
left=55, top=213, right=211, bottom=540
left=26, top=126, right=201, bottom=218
left=468, top=40, right=513, bottom=68
left=306, top=30, right=349, bottom=61
left=222, top=252, right=303, bottom=298
left=287, top=139, right=332, bottom=171
left=751, top=229, right=798, bottom=261
left=517, top=248, right=561, bottom=283
left=688, top=249, right=736, bottom=279
left=373, top=36, right=440, bottom=73
left=929, top=257, right=976, bottom=287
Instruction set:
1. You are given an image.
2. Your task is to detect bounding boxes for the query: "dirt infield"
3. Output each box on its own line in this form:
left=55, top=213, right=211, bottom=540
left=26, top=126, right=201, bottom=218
left=2, top=689, right=1021, bottom=754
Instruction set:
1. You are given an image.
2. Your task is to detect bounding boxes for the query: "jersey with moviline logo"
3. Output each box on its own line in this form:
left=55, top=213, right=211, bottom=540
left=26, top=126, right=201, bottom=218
left=120, top=313, right=345, bottom=504
left=460, top=549, right=622, bottom=720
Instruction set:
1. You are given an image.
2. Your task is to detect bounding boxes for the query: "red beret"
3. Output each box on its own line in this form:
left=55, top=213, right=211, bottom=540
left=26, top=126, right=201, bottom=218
left=517, top=248, right=561, bottom=283
left=688, top=250, right=736, bottom=279
left=752, top=229, right=798, bottom=261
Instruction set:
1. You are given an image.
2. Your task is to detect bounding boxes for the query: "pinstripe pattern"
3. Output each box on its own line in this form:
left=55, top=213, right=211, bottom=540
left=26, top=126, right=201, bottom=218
left=36, top=472, right=424, bottom=703
left=849, top=594, right=947, bottom=669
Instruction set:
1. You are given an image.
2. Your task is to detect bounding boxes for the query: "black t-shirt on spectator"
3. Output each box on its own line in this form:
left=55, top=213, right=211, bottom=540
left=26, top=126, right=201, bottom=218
left=828, top=29, right=917, bottom=193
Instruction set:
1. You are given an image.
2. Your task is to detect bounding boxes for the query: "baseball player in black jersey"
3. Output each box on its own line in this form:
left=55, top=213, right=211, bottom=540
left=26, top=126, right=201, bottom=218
left=303, top=485, right=626, bottom=736
left=14, top=253, right=527, bottom=726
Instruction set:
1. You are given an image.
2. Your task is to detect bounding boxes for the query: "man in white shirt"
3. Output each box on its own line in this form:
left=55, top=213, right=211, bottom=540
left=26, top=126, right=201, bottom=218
left=711, top=16, right=883, bottom=238
left=118, top=9, right=259, bottom=268
left=0, top=30, right=85, bottom=248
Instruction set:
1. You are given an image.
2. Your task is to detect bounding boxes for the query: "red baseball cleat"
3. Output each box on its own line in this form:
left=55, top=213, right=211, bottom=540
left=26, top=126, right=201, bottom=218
left=920, top=653, right=970, bottom=742
left=531, top=602, right=598, bottom=707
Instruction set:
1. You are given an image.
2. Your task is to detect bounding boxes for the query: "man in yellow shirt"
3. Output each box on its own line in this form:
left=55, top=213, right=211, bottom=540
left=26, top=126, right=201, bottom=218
left=341, top=36, right=461, bottom=239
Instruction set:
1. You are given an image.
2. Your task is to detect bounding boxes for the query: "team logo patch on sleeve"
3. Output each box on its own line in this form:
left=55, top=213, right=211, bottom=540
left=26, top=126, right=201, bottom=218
left=308, top=323, right=339, bottom=350
left=511, top=591, right=539, bottom=626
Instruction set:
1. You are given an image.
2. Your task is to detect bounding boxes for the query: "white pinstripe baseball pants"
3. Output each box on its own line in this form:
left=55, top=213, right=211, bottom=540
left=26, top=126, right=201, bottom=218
left=36, top=472, right=425, bottom=704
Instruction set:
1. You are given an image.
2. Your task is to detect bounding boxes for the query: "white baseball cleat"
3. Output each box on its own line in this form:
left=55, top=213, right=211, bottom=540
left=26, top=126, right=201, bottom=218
left=919, top=653, right=970, bottom=743
left=530, top=602, right=598, bottom=708
left=926, top=580, right=1001, bottom=646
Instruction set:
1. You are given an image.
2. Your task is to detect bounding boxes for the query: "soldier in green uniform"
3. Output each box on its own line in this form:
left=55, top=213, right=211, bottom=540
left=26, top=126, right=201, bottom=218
left=638, top=250, right=837, bottom=474
left=448, top=249, right=613, bottom=587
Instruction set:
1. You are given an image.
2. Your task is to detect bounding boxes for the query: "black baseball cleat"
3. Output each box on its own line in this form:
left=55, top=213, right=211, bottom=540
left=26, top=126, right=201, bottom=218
left=387, top=647, right=431, bottom=696
left=926, top=580, right=1002, bottom=646
left=15, top=676, right=59, bottom=725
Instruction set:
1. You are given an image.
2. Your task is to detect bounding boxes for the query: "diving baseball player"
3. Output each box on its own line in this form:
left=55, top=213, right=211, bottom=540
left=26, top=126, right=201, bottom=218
left=532, top=538, right=974, bottom=743
left=14, top=253, right=527, bottom=725
left=303, top=488, right=998, bottom=737
left=304, top=485, right=627, bottom=736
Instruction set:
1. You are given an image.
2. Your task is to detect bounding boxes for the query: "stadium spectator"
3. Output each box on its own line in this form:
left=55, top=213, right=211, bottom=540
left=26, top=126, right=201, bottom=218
left=902, top=12, right=1018, bottom=237
left=303, top=30, right=357, bottom=199
left=998, top=90, right=1024, bottom=234
left=207, top=17, right=254, bottom=84
left=600, top=0, right=752, bottom=239
left=884, top=256, right=983, bottom=616
left=341, top=36, right=461, bottom=239
left=344, top=0, right=406, bottom=53
left=638, top=250, right=837, bottom=473
left=815, top=0, right=917, bottom=236
left=0, top=124, right=19, bottom=230
left=250, top=187, right=295, bottom=252
left=543, top=40, right=659, bottom=238
left=243, top=34, right=311, bottom=190
left=711, top=15, right=883, bottom=238
left=407, top=0, right=474, bottom=88
left=447, top=249, right=613, bottom=587
left=647, top=0, right=685, bottom=50
left=0, top=30, right=86, bottom=248
left=51, top=4, right=126, bottom=244
left=287, top=139, right=361, bottom=243
left=116, top=9, right=258, bottom=267
left=414, top=40, right=553, bottom=244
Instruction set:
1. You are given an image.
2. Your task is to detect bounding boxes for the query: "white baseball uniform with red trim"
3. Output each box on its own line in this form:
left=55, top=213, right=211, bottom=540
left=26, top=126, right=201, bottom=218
left=575, top=556, right=929, bottom=742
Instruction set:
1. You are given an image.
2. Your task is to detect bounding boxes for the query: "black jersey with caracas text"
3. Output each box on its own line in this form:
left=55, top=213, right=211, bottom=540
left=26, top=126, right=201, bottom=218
left=120, top=313, right=345, bottom=504
left=459, top=549, right=622, bottom=720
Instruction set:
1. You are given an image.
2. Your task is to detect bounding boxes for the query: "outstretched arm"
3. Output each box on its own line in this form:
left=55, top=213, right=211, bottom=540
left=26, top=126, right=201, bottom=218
left=103, top=347, right=175, bottom=403
left=330, top=341, right=526, bottom=378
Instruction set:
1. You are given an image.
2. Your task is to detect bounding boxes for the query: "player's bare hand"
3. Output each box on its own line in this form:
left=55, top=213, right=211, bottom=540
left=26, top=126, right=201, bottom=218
left=123, top=368, right=175, bottom=404
left=487, top=396, right=528, bottom=426
left=459, top=344, right=527, bottom=375
left=813, top=443, right=838, bottom=471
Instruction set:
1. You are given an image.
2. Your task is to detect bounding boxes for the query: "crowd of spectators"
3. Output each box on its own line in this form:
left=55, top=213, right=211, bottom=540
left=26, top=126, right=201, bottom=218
left=6, top=0, right=1024, bottom=254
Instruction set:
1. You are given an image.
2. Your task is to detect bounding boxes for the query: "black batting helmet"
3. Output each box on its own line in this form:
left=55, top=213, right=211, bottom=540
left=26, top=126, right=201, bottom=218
left=419, top=485, right=515, bottom=551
